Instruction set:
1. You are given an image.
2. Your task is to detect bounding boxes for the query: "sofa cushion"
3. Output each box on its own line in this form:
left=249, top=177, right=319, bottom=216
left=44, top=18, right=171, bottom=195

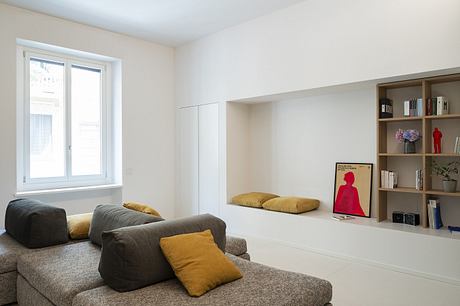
left=17, top=241, right=104, bottom=306
left=123, top=201, right=162, bottom=217
left=160, top=230, right=242, bottom=297
left=74, top=254, right=332, bottom=306
left=5, top=198, right=69, bottom=248
left=262, top=197, right=320, bottom=214
left=67, top=213, right=93, bottom=240
left=0, top=230, right=37, bottom=274
left=0, top=271, right=17, bottom=305
left=17, top=274, right=55, bottom=306
left=231, top=192, right=279, bottom=208
left=89, top=204, right=163, bottom=246
left=225, top=236, right=248, bottom=256
left=99, top=214, right=226, bottom=292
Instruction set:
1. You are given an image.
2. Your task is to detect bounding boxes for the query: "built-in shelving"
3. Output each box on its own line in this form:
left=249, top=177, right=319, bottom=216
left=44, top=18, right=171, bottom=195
left=377, top=73, right=460, bottom=228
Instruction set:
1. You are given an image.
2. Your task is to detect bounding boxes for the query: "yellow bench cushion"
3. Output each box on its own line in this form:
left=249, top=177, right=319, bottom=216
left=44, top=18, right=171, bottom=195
left=231, top=192, right=279, bottom=208
left=262, top=197, right=320, bottom=214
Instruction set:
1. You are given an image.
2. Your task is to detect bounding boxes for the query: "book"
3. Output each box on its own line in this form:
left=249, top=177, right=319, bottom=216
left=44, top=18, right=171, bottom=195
left=454, top=137, right=460, bottom=154
left=428, top=199, right=443, bottom=229
left=432, top=97, right=437, bottom=115
left=415, top=169, right=423, bottom=190
left=436, top=96, right=448, bottom=115
left=404, top=100, right=410, bottom=117
left=426, top=98, right=433, bottom=116
left=389, top=172, right=394, bottom=190
left=417, top=98, right=423, bottom=117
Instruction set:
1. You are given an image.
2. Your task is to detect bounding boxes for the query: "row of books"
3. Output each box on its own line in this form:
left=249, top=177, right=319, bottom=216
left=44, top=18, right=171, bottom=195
left=427, top=199, right=443, bottom=229
left=403, top=98, right=423, bottom=117
left=415, top=169, right=423, bottom=190
left=454, top=137, right=460, bottom=154
left=426, top=96, right=449, bottom=116
left=380, top=170, right=398, bottom=189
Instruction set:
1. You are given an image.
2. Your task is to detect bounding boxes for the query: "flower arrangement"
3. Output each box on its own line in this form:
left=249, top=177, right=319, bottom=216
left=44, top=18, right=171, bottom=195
left=395, top=129, right=421, bottom=143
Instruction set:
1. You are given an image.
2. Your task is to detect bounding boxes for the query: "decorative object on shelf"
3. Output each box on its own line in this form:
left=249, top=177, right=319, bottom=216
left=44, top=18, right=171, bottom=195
left=392, top=211, right=404, bottom=223
left=415, top=169, right=423, bottom=190
left=427, top=198, right=443, bottom=229
left=395, top=129, right=421, bottom=154
left=333, top=162, right=373, bottom=218
left=433, top=128, right=443, bottom=154
left=379, top=98, right=393, bottom=119
left=431, top=160, right=460, bottom=193
left=404, top=213, right=420, bottom=226
left=454, top=136, right=460, bottom=154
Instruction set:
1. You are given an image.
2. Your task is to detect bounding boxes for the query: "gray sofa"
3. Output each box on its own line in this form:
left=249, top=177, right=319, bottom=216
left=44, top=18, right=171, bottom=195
left=1, top=230, right=332, bottom=306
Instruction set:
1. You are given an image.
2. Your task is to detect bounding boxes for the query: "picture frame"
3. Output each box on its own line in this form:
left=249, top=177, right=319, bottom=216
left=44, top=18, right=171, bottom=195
left=333, top=162, right=373, bottom=218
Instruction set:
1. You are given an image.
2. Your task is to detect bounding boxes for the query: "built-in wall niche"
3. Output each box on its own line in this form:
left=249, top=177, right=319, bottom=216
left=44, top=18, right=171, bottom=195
left=226, top=87, right=377, bottom=213
left=383, top=121, right=423, bottom=154
left=384, top=156, right=423, bottom=189
left=387, top=192, right=421, bottom=218
left=385, top=84, right=423, bottom=118
left=427, top=156, right=460, bottom=193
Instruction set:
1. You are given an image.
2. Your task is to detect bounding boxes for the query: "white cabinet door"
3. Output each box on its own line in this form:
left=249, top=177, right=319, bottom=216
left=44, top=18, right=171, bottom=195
left=198, top=103, right=219, bottom=216
left=177, top=107, right=199, bottom=217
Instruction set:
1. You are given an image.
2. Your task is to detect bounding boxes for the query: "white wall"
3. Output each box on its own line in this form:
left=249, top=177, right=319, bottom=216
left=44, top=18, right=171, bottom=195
left=176, top=0, right=460, bottom=107
left=0, top=4, right=176, bottom=226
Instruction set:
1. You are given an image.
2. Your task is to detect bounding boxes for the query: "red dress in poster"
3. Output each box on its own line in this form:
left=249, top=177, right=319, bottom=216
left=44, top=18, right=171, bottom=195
left=334, top=172, right=365, bottom=216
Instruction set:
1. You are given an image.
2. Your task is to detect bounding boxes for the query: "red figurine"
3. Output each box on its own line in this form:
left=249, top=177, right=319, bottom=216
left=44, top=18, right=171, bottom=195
left=433, top=128, right=442, bottom=153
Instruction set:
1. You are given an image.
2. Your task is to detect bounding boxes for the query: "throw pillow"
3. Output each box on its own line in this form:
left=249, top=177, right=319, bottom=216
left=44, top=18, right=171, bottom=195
left=160, top=229, right=242, bottom=297
left=123, top=201, right=161, bottom=217
left=67, top=213, right=93, bottom=240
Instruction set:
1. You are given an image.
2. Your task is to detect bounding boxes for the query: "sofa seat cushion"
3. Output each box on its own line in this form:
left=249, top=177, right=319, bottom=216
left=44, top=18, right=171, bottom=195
left=0, top=270, right=17, bottom=305
left=17, top=241, right=104, bottom=306
left=225, top=236, right=247, bottom=256
left=0, top=230, right=34, bottom=274
left=73, top=255, right=332, bottom=306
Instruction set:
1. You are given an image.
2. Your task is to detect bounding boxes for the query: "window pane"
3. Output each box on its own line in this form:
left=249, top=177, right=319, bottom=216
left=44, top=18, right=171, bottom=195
left=71, top=65, right=102, bottom=176
left=29, top=58, right=65, bottom=178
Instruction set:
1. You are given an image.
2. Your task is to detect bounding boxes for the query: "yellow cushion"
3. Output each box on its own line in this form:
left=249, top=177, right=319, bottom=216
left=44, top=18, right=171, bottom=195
left=123, top=201, right=161, bottom=217
left=67, top=213, right=93, bottom=240
left=231, top=192, right=279, bottom=208
left=262, top=197, right=320, bottom=214
left=160, top=230, right=242, bottom=297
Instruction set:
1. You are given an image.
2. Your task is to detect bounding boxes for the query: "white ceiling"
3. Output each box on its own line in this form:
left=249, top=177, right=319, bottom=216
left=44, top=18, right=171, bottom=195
left=1, top=0, right=306, bottom=46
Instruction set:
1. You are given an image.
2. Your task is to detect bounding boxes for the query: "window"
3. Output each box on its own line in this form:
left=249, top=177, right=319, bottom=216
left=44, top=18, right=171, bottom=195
left=18, top=47, right=113, bottom=191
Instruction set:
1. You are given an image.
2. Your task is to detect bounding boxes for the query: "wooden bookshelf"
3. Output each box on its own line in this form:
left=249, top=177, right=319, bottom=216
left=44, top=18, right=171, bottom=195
left=377, top=74, right=460, bottom=228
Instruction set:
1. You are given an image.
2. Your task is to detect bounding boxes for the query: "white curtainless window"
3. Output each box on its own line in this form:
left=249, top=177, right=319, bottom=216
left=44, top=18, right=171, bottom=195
left=18, top=47, right=114, bottom=191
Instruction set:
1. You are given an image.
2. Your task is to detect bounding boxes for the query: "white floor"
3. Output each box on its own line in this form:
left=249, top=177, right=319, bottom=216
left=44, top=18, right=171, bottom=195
left=245, top=236, right=460, bottom=306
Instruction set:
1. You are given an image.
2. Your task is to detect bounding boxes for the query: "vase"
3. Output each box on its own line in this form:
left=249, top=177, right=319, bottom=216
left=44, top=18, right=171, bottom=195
left=404, top=141, right=416, bottom=154
left=442, top=180, right=457, bottom=193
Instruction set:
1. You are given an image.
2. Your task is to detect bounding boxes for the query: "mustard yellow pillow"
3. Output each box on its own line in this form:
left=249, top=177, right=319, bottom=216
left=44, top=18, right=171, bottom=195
left=123, top=201, right=161, bottom=217
left=160, top=230, right=242, bottom=297
left=262, top=197, right=320, bottom=214
left=231, top=192, right=279, bottom=208
left=67, top=213, right=93, bottom=240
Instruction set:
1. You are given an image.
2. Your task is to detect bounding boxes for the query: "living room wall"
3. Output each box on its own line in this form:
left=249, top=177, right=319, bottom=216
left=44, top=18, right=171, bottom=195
left=0, top=4, right=176, bottom=227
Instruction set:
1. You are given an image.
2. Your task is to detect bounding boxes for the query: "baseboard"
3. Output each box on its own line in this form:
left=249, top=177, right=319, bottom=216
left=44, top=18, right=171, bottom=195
left=229, top=231, right=460, bottom=286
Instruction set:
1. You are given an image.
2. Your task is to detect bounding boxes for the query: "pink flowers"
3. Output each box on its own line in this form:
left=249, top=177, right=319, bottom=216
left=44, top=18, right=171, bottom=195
left=395, top=129, right=421, bottom=143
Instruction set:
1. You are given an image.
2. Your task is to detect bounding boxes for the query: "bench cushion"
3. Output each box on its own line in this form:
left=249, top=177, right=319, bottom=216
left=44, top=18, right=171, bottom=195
left=5, top=198, right=68, bottom=248
left=17, top=241, right=104, bottom=306
left=74, top=255, right=332, bottom=306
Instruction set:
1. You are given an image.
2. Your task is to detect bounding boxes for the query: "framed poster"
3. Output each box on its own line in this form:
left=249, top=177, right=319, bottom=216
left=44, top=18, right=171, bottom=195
left=333, top=162, right=373, bottom=218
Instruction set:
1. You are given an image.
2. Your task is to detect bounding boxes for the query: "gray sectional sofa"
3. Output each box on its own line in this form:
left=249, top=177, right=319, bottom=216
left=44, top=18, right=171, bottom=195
left=1, top=207, right=332, bottom=306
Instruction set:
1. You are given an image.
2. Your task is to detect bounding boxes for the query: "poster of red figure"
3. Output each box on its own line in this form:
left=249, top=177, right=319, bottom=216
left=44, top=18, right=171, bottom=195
left=333, top=163, right=373, bottom=218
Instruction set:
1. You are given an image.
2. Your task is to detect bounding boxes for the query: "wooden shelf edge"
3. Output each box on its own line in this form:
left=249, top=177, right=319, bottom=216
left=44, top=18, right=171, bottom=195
left=425, top=153, right=460, bottom=157
left=378, top=187, right=423, bottom=194
left=378, top=117, right=422, bottom=122
left=426, top=190, right=460, bottom=197
left=425, top=114, right=460, bottom=120
left=379, top=153, right=423, bottom=157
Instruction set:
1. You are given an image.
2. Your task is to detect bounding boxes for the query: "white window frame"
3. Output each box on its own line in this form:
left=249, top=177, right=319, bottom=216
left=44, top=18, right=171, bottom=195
left=17, top=46, right=113, bottom=192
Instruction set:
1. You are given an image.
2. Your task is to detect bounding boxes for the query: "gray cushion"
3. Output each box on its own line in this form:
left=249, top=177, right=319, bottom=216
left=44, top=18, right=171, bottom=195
left=89, top=204, right=163, bottom=246
left=0, top=271, right=17, bottom=305
left=226, top=236, right=247, bottom=256
left=99, top=214, right=226, bottom=292
left=74, top=254, right=332, bottom=306
left=5, top=198, right=68, bottom=248
left=17, top=274, right=55, bottom=306
left=17, top=241, right=104, bottom=306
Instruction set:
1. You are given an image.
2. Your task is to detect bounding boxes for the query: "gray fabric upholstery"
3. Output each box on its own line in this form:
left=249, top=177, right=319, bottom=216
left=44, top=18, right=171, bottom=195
left=99, top=214, right=226, bottom=292
left=17, top=274, right=55, bottom=306
left=17, top=241, right=104, bottom=306
left=74, top=254, right=332, bottom=306
left=89, top=204, right=163, bottom=246
left=238, top=253, right=251, bottom=261
left=5, top=198, right=68, bottom=248
left=0, top=271, right=17, bottom=305
left=0, top=231, right=33, bottom=274
left=225, top=236, right=247, bottom=256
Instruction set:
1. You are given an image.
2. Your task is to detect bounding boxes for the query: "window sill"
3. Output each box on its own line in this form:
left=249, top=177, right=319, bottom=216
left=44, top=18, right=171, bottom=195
left=15, top=184, right=122, bottom=197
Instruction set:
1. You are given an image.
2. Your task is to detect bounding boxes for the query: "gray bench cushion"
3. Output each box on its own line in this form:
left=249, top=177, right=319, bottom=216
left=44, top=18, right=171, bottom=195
left=226, top=236, right=247, bottom=256
left=17, top=241, right=104, bottom=306
left=73, top=254, right=332, bottom=306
